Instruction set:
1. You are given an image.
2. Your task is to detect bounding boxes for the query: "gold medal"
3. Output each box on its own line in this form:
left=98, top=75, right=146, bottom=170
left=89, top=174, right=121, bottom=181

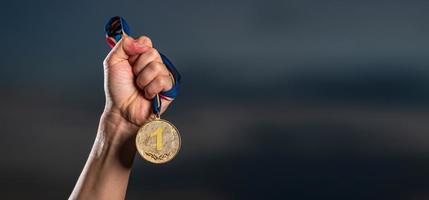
left=136, top=116, right=181, bottom=164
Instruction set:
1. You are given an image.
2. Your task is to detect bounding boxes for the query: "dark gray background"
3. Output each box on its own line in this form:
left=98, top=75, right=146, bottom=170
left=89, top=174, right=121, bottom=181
left=1, top=0, right=429, bottom=199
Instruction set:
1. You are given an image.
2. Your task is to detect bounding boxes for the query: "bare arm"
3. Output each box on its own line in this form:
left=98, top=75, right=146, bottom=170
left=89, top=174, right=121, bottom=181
left=70, top=35, right=173, bottom=200
left=69, top=112, right=138, bottom=200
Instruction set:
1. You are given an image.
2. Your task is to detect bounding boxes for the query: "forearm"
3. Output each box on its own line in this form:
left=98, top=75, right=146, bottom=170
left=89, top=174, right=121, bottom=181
left=70, top=110, right=139, bottom=200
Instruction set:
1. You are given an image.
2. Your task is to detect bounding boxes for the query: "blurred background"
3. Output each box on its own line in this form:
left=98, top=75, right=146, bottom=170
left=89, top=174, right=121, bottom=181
left=1, top=0, right=429, bottom=199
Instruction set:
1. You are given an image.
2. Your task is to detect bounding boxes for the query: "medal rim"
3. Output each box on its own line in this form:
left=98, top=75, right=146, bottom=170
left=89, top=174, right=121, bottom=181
left=135, top=118, right=181, bottom=164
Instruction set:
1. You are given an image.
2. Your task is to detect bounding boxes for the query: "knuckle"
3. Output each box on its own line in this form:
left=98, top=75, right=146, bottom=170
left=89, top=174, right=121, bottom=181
left=156, top=76, right=166, bottom=87
left=146, top=48, right=159, bottom=58
left=147, top=61, right=163, bottom=74
left=145, top=85, right=154, bottom=96
left=148, top=48, right=163, bottom=62
left=138, top=36, right=152, bottom=46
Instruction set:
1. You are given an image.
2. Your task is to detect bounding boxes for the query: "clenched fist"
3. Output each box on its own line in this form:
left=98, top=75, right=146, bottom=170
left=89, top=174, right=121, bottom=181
left=100, top=35, right=175, bottom=144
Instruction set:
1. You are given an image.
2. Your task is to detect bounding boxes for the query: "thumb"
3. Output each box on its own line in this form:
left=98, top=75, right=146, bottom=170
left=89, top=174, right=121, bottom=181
left=103, top=35, right=150, bottom=67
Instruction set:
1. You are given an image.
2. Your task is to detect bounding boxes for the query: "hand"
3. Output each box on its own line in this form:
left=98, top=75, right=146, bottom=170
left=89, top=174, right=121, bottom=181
left=102, top=35, right=174, bottom=135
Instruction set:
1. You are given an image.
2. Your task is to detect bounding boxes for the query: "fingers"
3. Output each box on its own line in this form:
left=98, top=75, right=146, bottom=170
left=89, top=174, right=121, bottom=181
left=136, top=62, right=170, bottom=88
left=132, top=48, right=163, bottom=75
left=138, top=74, right=173, bottom=100
left=132, top=36, right=173, bottom=102
left=103, top=35, right=150, bottom=67
left=104, top=34, right=173, bottom=101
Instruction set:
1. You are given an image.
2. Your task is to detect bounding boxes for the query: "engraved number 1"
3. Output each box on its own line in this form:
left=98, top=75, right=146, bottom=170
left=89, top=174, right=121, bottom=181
left=150, top=128, right=163, bottom=151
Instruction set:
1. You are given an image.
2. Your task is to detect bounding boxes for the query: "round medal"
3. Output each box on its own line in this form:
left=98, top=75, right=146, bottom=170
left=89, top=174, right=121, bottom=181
left=136, top=118, right=181, bottom=164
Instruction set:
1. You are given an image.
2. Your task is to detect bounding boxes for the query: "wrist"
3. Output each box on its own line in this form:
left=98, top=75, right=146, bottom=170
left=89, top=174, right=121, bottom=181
left=98, top=107, right=139, bottom=145
left=93, top=107, right=140, bottom=168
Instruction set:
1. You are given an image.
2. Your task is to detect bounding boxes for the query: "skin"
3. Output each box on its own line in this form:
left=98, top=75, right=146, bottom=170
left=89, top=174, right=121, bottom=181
left=69, top=35, right=174, bottom=200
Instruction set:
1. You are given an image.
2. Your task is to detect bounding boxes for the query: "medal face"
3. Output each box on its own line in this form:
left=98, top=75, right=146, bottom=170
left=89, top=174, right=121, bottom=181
left=136, top=119, right=181, bottom=164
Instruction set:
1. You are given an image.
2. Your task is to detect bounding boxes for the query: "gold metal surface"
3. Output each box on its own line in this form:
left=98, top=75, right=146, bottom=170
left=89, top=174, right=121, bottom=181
left=136, top=119, right=181, bottom=164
